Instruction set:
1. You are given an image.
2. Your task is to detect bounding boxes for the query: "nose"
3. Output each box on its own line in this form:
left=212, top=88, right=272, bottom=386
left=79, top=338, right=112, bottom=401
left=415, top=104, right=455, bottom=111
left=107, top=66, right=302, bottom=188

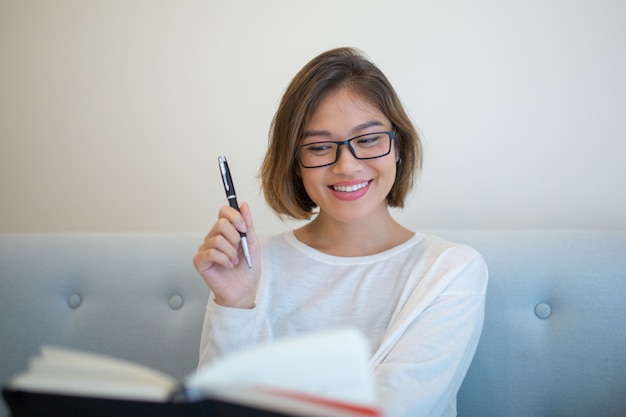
left=332, top=144, right=362, bottom=173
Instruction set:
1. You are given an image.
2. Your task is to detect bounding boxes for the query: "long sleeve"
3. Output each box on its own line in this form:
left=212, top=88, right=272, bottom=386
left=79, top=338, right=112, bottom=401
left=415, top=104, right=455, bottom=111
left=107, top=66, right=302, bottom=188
left=371, top=251, right=488, bottom=417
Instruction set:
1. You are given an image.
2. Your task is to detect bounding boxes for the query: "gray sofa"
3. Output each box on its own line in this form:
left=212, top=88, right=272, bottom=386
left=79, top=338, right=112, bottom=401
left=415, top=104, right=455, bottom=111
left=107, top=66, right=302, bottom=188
left=1, top=231, right=625, bottom=417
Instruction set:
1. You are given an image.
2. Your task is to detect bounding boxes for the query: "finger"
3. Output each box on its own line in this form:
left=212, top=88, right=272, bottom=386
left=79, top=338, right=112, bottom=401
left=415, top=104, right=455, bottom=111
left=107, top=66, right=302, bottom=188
left=215, top=217, right=245, bottom=247
left=217, top=205, right=248, bottom=235
left=199, top=229, right=241, bottom=267
left=204, top=213, right=243, bottom=246
left=193, top=244, right=234, bottom=272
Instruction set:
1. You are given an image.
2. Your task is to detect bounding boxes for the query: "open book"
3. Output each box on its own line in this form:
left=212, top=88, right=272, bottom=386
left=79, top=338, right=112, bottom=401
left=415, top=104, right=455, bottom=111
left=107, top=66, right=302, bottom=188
left=2, top=328, right=381, bottom=417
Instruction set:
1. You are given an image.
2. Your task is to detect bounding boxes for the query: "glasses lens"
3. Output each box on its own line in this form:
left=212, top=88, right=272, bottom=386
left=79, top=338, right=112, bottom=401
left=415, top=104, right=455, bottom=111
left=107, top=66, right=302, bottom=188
left=350, top=132, right=391, bottom=159
left=298, top=142, right=338, bottom=168
left=298, top=132, right=392, bottom=168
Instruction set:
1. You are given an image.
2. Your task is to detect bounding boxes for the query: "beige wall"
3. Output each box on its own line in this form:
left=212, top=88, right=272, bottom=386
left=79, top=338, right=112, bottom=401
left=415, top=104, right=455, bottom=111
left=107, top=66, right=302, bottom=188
left=1, top=0, right=625, bottom=233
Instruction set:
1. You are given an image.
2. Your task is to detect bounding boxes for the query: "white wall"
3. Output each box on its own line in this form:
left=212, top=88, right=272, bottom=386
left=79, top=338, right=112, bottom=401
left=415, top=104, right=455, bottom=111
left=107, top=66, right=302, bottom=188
left=1, top=0, right=625, bottom=233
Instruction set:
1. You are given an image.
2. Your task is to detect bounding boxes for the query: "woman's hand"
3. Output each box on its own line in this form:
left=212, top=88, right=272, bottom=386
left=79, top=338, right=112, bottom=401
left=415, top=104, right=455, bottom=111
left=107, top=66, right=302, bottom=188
left=193, top=202, right=260, bottom=309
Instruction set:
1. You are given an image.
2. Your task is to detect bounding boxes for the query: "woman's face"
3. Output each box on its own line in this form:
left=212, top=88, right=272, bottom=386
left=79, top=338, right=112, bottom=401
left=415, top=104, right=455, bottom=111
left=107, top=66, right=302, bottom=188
left=298, top=87, right=398, bottom=225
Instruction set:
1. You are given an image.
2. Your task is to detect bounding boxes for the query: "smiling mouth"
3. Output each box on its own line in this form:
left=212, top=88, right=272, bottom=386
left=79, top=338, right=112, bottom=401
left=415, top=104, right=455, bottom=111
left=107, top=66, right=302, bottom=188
left=331, top=181, right=370, bottom=193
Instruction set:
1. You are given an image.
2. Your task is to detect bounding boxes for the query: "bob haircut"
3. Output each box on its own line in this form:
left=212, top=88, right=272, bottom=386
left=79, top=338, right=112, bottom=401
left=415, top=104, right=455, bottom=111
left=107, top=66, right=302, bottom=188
left=260, top=47, right=422, bottom=220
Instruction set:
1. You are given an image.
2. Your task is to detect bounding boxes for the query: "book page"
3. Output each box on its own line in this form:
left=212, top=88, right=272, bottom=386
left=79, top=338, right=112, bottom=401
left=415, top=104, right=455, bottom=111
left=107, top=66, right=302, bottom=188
left=9, top=346, right=179, bottom=401
left=185, top=328, right=377, bottom=407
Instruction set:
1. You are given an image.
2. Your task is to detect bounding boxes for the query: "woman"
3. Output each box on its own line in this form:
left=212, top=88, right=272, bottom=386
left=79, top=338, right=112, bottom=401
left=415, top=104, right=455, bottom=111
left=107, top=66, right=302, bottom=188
left=193, top=47, right=488, bottom=417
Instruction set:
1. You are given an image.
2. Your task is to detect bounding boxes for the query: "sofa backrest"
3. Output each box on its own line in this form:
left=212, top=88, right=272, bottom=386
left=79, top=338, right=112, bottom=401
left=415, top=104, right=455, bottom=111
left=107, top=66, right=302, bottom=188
left=0, top=234, right=209, bottom=384
left=444, top=231, right=626, bottom=417
left=1, top=231, right=625, bottom=417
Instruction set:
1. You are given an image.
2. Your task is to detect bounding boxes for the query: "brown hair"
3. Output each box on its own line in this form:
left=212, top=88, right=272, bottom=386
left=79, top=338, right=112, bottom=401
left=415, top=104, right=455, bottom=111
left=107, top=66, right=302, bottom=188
left=260, top=47, right=422, bottom=220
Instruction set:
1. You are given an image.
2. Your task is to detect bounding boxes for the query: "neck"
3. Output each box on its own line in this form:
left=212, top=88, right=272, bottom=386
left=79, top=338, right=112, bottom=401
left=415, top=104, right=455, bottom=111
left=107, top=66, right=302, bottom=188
left=294, top=210, right=413, bottom=257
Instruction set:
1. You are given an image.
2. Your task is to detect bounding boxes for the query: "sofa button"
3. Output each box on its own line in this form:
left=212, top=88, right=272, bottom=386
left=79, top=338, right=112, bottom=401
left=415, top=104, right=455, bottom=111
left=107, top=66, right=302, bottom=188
left=169, top=295, right=184, bottom=310
left=68, top=293, right=82, bottom=309
left=534, top=302, right=552, bottom=319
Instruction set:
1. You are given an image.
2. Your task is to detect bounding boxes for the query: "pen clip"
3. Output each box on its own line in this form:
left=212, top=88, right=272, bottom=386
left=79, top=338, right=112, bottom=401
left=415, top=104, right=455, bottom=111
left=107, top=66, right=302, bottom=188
left=218, top=155, right=231, bottom=194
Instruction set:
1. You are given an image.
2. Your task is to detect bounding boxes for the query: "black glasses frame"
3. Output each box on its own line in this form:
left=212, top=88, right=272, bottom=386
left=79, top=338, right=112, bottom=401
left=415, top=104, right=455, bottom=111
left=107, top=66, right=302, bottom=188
left=296, top=131, right=395, bottom=168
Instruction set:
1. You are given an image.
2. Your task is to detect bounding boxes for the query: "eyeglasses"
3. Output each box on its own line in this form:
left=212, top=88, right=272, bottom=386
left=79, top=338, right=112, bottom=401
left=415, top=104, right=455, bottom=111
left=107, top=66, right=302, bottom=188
left=296, top=131, right=395, bottom=168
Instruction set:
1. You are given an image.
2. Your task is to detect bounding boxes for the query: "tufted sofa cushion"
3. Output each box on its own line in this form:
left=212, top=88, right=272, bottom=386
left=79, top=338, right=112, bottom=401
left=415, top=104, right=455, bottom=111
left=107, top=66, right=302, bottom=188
left=0, top=234, right=208, bottom=385
left=446, top=230, right=626, bottom=417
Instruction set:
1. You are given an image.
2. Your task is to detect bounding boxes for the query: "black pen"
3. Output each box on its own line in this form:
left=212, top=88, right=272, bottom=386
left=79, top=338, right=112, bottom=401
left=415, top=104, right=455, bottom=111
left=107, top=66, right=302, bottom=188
left=218, top=155, right=252, bottom=269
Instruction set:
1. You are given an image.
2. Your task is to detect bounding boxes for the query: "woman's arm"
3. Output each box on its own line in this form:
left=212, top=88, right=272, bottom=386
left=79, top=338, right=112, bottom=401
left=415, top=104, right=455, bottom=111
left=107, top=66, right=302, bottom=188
left=373, top=253, right=488, bottom=417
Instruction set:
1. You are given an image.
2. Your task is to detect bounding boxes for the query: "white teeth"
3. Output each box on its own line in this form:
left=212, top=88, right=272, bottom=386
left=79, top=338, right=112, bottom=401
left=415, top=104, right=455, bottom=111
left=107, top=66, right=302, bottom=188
left=332, top=181, right=369, bottom=192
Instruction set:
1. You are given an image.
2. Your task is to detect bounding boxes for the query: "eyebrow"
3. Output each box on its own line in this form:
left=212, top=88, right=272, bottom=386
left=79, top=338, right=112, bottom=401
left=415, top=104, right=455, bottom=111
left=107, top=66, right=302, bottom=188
left=302, top=120, right=386, bottom=139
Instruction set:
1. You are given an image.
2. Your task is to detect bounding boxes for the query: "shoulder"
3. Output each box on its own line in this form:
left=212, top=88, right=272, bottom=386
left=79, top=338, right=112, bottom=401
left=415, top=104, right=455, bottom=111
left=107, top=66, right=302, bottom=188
left=259, top=231, right=302, bottom=263
left=259, top=231, right=288, bottom=246
left=414, top=233, right=488, bottom=292
left=421, top=234, right=485, bottom=263
left=260, top=231, right=296, bottom=252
